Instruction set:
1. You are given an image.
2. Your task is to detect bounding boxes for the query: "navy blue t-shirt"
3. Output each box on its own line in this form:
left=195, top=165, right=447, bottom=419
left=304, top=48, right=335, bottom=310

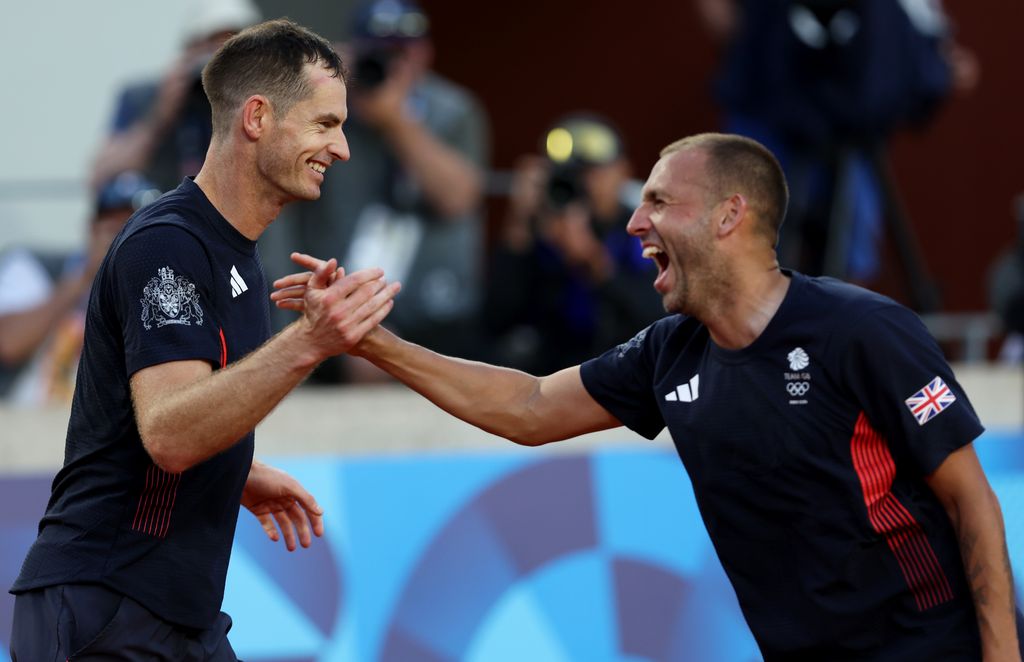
left=12, top=178, right=269, bottom=629
left=581, top=272, right=986, bottom=660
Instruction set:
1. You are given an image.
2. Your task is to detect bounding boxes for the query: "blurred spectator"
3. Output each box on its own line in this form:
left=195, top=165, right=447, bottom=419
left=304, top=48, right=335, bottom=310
left=482, top=114, right=663, bottom=375
left=0, top=172, right=160, bottom=404
left=260, top=0, right=490, bottom=382
left=88, top=0, right=261, bottom=192
left=989, top=194, right=1024, bottom=363
left=697, top=0, right=977, bottom=294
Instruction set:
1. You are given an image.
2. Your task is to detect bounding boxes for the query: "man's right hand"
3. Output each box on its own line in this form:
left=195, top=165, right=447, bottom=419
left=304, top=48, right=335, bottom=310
left=289, top=255, right=401, bottom=360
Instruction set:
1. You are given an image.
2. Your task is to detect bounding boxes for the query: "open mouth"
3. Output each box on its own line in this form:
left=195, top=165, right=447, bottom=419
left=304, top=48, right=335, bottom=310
left=643, top=245, right=672, bottom=292
left=642, top=245, right=669, bottom=273
left=307, top=160, right=326, bottom=175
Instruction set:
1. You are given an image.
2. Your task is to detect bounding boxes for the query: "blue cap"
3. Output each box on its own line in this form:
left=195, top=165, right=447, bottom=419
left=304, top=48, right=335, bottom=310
left=95, top=171, right=161, bottom=216
left=351, top=0, right=429, bottom=42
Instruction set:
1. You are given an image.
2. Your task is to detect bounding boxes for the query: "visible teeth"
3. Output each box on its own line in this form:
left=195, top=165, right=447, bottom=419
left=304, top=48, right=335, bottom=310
left=642, top=246, right=664, bottom=259
left=308, top=161, right=326, bottom=174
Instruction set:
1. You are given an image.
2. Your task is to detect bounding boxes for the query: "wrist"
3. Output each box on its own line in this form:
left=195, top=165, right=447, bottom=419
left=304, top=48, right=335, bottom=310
left=278, top=321, right=328, bottom=372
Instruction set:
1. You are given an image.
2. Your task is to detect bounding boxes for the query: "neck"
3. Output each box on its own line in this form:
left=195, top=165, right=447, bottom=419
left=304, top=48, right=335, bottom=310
left=703, top=258, right=790, bottom=350
left=194, top=142, right=285, bottom=240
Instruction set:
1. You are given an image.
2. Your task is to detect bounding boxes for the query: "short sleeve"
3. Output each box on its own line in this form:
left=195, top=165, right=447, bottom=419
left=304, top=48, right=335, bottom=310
left=109, top=224, right=222, bottom=376
left=840, top=303, right=983, bottom=475
left=580, top=321, right=668, bottom=439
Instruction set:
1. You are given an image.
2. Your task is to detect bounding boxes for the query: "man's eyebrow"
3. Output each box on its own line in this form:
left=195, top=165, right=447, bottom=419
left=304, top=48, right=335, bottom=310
left=315, top=113, right=343, bottom=127
left=642, top=186, right=667, bottom=200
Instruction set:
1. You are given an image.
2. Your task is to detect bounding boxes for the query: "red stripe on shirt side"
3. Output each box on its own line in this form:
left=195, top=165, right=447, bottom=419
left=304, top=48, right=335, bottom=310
left=131, top=464, right=154, bottom=530
left=219, top=327, right=227, bottom=369
left=158, top=472, right=182, bottom=538
left=144, top=467, right=167, bottom=536
left=849, top=412, right=954, bottom=611
left=131, top=463, right=182, bottom=538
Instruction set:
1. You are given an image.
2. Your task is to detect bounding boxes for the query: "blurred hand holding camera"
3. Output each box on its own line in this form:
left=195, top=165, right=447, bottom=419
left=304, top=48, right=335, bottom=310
left=538, top=203, right=614, bottom=284
left=350, top=46, right=420, bottom=132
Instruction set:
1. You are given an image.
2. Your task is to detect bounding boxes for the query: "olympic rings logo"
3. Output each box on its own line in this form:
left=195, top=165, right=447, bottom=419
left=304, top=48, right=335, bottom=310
left=786, top=382, right=810, bottom=397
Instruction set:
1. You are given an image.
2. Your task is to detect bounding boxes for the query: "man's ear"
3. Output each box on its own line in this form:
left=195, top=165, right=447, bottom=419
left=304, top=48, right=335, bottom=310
left=241, top=95, right=271, bottom=140
left=717, top=193, right=747, bottom=237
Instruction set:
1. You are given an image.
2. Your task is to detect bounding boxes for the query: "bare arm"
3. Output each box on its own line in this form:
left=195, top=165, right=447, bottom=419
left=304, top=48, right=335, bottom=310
left=378, top=114, right=484, bottom=218
left=89, top=56, right=196, bottom=189
left=0, top=273, right=90, bottom=364
left=274, top=253, right=620, bottom=444
left=352, top=326, right=620, bottom=445
left=132, top=263, right=399, bottom=473
left=353, top=54, right=484, bottom=219
left=926, top=444, right=1021, bottom=661
left=0, top=219, right=121, bottom=364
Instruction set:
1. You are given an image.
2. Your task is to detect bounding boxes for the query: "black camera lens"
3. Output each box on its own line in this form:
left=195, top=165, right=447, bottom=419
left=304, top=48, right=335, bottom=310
left=354, top=49, right=393, bottom=91
left=546, top=166, right=584, bottom=210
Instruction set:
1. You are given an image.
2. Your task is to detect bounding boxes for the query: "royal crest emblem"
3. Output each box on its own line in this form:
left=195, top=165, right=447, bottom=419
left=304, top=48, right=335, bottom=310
left=617, top=327, right=649, bottom=358
left=141, top=266, right=204, bottom=330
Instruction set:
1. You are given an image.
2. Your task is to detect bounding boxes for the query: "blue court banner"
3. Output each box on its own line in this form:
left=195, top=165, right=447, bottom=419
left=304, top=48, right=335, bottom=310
left=2, top=432, right=1024, bottom=661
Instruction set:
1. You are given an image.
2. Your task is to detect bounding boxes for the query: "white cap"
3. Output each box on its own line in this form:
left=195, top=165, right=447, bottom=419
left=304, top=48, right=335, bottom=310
left=181, top=0, right=262, bottom=46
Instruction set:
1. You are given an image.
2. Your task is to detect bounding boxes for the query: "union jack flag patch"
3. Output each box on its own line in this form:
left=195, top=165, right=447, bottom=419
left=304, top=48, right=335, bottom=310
left=904, top=376, right=956, bottom=426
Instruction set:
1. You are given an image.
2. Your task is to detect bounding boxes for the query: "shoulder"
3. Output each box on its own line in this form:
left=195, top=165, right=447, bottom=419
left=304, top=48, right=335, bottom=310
left=789, top=275, right=937, bottom=368
left=793, top=272, right=910, bottom=328
left=613, top=314, right=699, bottom=359
left=109, top=194, right=213, bottom=284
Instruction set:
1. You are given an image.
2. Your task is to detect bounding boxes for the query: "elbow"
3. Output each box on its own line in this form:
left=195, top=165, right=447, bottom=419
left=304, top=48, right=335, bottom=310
left=138, top=428, right=193, bottom=474
left=503, top=419, right=555, bottom=448
left=508, top=435, right=552, bottom=448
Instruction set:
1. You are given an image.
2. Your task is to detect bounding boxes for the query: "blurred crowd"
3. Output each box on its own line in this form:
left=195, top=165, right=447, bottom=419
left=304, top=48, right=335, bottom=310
left=1, top=0, right=1020, bottom=405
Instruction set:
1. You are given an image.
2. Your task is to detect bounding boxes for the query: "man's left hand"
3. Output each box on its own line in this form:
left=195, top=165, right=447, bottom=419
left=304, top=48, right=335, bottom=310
left=241, top=459, right=325, bottom=551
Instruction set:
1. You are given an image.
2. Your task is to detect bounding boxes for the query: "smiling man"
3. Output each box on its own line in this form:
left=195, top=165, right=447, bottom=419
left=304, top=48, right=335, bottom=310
left=9, top=19, right=400, bottom=661
left=278, top=132, right=1021, bottom=660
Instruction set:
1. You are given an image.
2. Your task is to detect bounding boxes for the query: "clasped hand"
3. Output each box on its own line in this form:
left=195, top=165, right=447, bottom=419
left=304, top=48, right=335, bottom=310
left=282, top=253, right=402, bottom=358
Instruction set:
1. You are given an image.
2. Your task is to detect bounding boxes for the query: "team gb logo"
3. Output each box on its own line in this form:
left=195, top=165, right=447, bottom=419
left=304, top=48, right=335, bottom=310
left=141, top=266, right=204, bottom=329
left=788, top=347, right=810, bottom=371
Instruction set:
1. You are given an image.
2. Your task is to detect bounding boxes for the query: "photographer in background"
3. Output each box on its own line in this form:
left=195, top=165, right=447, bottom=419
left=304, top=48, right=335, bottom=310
left=88, top=0, right=261, bottom=192
left=260, top=0, right=490, bottom=382
left=696, top=0, right=977, bottom=297
left=0, top=172, right=160, bottom=405
left=482, top=114, right=664, bottom=375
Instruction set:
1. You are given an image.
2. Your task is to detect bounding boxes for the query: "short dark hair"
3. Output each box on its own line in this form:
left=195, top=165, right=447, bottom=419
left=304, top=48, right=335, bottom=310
left=661, top=133, right=789, bottom=245
left=202, top=18, right=346, bottom=136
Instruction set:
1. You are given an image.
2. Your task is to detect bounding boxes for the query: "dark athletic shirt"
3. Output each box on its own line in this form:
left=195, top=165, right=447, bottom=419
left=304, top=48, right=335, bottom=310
left=13, top=178, right=268, bottom=629
left=582, top=271, right=987, bottom=660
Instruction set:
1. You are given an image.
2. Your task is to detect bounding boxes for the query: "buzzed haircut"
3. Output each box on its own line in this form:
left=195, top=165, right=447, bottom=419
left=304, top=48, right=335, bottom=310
left=201, top=18, right=346, bottom=137
left=662, top=133, right=790, bottom=246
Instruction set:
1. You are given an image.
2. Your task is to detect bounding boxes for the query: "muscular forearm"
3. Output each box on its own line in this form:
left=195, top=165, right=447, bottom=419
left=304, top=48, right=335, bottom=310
left=379, top=116, right=483, bottom=218
left=354, top=327, right=551, bottom=444
left=135, top=322, right=320, bottom=472
left=953, top=487, right=1020, bottom=660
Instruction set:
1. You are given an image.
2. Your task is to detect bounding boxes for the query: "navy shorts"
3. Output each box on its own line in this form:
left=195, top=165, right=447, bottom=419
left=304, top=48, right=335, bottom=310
left=10, top=583, right=239, bottom=661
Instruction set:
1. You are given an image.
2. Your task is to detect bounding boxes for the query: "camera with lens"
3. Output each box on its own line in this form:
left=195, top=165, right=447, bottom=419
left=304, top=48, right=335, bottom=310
left=544, top=163, right=587, bottom=210
left=353, top=47, right=399, bottom=91
left=541, top=116, right=623, bottom=211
